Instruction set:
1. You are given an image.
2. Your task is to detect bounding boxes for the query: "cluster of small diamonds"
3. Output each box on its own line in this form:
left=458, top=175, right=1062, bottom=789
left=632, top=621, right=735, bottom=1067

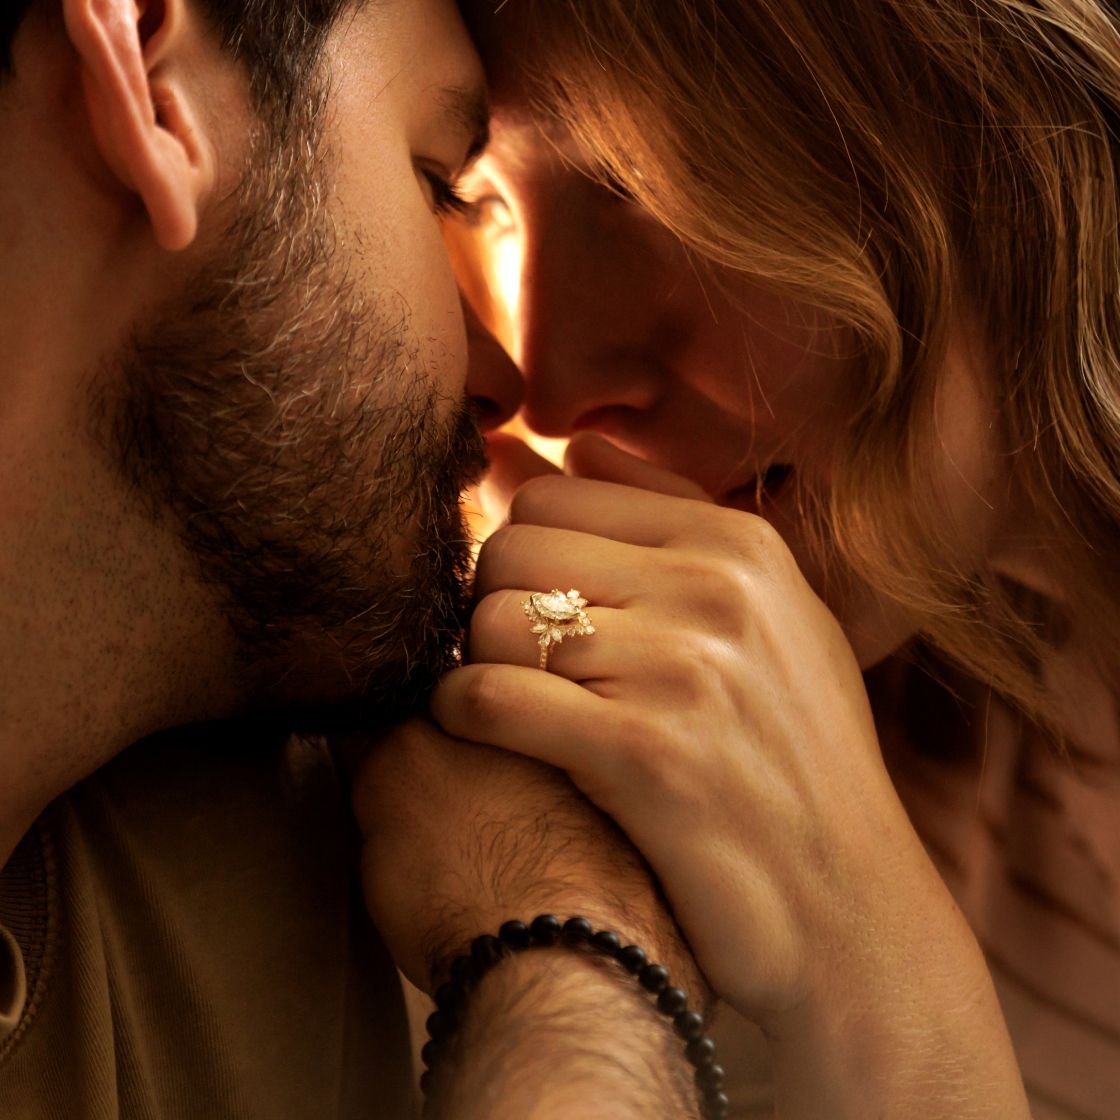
left=524, top=589, right=596, bottom=651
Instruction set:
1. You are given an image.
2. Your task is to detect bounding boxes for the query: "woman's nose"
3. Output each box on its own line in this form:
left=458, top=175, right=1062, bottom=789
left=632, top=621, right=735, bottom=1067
left=463, top=295, right=523, bottom=430
left=513, top=209, right=661, bottom=438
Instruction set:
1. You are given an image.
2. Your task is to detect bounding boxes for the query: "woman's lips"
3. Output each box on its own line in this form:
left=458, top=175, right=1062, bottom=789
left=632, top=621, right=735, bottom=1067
left=721, top=464, right=794, bottom=515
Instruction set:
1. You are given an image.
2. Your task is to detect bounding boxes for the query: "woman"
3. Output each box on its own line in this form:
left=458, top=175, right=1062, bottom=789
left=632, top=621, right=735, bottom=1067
left=426, top=1, right=1120, bottom=1116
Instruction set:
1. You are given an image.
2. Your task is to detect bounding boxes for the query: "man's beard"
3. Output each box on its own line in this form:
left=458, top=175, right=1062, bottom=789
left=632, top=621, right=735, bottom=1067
left=102, top=109, right=487, bottom=732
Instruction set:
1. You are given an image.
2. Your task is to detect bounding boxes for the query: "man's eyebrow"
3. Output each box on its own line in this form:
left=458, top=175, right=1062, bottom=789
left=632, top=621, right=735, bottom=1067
left=439, top=84, right=492, bottom=166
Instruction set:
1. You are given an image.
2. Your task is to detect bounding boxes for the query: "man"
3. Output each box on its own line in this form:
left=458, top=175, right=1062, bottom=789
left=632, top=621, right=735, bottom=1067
left=0, top=1, right=704, bottom=1117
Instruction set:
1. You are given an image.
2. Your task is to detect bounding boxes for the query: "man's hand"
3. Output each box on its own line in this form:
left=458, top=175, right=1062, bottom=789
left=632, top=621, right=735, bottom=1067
left=350, top=717, right=707, bottom=1118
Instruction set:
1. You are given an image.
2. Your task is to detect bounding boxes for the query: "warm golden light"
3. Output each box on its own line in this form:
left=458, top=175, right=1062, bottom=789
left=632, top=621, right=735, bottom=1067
left=477, top=227, right=570, bottom=469
left=445, top=211, right=570, bottom=543
left=489, top=233, right=524, bottom=334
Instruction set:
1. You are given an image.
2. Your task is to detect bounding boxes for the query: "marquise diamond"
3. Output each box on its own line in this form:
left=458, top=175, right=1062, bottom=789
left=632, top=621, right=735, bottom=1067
left=522, top=588, right=594, bottom=669
left=534, top=591, right=580, bottom=620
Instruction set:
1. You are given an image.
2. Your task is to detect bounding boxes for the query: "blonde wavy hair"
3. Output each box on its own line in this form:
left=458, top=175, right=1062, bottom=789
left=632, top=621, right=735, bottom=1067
left=466, top=0, right=1120, bottom=729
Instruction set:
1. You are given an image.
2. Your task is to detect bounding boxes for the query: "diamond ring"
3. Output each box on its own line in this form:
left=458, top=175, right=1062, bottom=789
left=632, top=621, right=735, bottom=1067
left=522, top=588, right=596, bottom=671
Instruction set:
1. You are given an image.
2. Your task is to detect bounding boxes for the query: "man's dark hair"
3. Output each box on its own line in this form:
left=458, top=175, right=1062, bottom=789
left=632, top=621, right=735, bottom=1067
left=1, top=0, right=353, bottom=119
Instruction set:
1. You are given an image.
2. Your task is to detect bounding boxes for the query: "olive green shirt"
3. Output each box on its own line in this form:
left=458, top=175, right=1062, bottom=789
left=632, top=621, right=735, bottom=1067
left=0, top=728, right=416, bottom=1120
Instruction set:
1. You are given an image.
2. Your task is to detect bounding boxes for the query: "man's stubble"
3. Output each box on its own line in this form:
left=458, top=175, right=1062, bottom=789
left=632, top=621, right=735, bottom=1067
left=99, top=106, right=486, bottom=732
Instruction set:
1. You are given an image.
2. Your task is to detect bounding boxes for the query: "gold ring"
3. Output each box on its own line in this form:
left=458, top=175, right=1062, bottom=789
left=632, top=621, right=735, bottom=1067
left=522, top=588, right=596, bottom=671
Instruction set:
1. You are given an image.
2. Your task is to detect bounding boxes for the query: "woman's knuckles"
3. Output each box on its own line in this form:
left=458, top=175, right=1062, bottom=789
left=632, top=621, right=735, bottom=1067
left=664, top=502, right=786, bottom=556
left=656, top=552, right=764, bottom=639
left=599, top=708, right=704, bottom=802
left=509, top=472, right=575, bottom=523
left=470, top=589, right=509, bottom=631
left=684, top=627, right=746, bottom=680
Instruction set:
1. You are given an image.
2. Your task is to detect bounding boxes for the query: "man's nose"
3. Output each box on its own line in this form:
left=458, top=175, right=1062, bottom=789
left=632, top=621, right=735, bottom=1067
left=463, top=296, right=523, bottom=431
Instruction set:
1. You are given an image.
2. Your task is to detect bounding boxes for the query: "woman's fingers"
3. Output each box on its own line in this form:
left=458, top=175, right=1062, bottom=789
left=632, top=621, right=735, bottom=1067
left=468, top=589, right=645, bottom=680
left=565, top=431, right=713, bottom=502
left=510, top=475, right=696, bottom=546
left=477, top=434, right=760, bottom=558
left=507, top=473, right=763, bottom=556
left=431, top=663, right=624, bottom=784
left=474, top=523, right=655, bottom=603
left=479, top=431, right=710, bottom=533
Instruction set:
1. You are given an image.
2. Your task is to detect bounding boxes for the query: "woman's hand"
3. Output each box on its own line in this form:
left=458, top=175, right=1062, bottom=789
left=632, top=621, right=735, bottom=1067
left=435, top=434, right=976, bottom=1027
left=432, top=431, right=1030, bottom=1117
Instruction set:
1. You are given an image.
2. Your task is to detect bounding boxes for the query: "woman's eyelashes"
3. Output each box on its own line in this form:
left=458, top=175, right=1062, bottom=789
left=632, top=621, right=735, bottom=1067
left=423, top=169, right=477, bottom=219
left=445, top=160, right=640, bottom=236
left=424, top=168, right=518, bottom=237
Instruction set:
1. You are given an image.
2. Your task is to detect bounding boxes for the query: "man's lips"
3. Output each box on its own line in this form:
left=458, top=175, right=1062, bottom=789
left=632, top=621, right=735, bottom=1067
left=721, top=464, right=794, bottom=514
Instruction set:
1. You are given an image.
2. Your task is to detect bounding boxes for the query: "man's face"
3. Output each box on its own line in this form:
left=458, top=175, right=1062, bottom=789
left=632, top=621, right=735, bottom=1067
left=99, top=0, right=492, bottom=726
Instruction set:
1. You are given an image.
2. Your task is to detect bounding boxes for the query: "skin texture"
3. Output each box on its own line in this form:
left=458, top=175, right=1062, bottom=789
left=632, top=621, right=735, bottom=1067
left=407, top=45, right=1038, bottom=1120
left=433, top=436, right=1029, bottom=1117
left=462, top=118, right=1015, bottom=667
left=0, top=0, right=498, bottom=848
left=352, top=716, right=706, bottom=1116
left=1, top=3, right=707, bottom=1115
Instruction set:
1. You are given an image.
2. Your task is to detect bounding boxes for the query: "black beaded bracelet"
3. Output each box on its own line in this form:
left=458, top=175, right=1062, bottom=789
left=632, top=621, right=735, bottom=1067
left=419, top=914, right=729, bottom=1119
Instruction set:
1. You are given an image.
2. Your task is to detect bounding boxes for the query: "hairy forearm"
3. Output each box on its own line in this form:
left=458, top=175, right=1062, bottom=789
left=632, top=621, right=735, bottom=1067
left=431, top=949, right=701, bottom=1120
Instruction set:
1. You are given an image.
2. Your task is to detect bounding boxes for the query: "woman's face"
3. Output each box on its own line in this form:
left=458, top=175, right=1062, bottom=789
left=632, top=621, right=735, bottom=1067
left=462, top=110, right=1006, bottom=667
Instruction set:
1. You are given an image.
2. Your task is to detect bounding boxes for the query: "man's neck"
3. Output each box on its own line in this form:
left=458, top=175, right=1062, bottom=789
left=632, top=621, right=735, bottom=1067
left=0, top=495, right=244, bottom=871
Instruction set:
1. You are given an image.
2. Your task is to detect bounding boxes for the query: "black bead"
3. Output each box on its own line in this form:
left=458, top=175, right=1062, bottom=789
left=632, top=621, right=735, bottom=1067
left=674, top=1010, right=705, bottom=1039
left=561, top=916, right=594, bottom=944
left=617, top=944, right=647, bottom=973
left=695, top=1063, right=725, bottom=1092
left=499, top=920, right=531, bottom=950
left=685, top=1037, right=716, bottom=1067
left=471, top=934, right=505, bottom=974
left=702, top=1091, right=730, bottom=1118
left=434, top=982, right=461, bottom=1012
left=639, top=963, right=670, bottom=993
left=591, top=929, right=621, bottom=954
left=420, top=1038, right=444, bottom=1068
left=449, top=955, right=475, bottom=988
left=530, top=914, right=562, bottom=945
left=425, top=1010, right=455, bottom=1040
left=656, top=986, right=688, bottom=1015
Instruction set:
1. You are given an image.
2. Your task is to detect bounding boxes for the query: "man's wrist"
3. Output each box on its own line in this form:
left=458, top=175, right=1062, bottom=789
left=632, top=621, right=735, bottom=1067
left=431, top=945, right=702, bottom=1120
left=420, top=892, right=707, bottom=1003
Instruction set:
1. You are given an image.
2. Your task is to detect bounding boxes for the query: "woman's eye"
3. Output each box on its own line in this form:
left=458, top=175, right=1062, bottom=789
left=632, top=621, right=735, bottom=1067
left=421, top=170, right=475, bottom=220
left=468, top=194, right=516, bottom=237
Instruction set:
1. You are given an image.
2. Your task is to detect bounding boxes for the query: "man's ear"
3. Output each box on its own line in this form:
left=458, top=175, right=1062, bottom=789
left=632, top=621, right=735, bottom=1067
left=63, top=0, right=216, bottom=251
